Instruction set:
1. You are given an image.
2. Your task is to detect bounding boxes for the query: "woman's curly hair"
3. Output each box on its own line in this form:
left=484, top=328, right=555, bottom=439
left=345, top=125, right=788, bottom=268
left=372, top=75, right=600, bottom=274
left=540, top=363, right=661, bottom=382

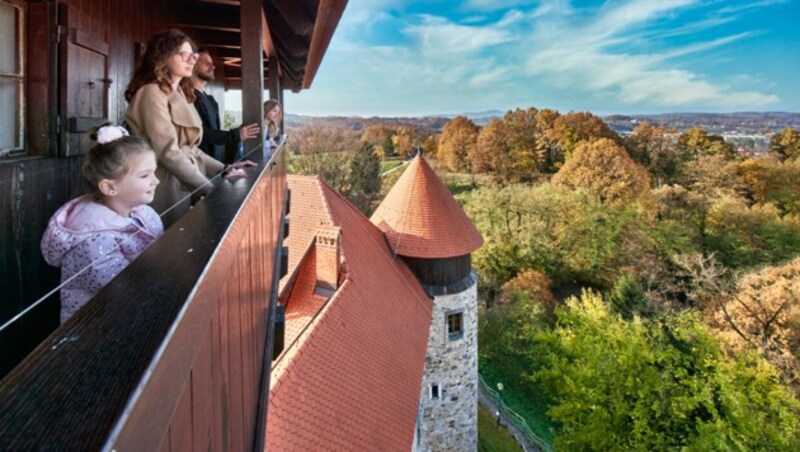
left=124, top=29, right=197, bottom=103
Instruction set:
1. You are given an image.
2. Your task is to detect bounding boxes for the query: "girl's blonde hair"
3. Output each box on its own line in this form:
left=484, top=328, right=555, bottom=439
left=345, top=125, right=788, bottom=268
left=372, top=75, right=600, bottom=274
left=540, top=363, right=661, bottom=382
left=82, top=137, right=154, bottom=197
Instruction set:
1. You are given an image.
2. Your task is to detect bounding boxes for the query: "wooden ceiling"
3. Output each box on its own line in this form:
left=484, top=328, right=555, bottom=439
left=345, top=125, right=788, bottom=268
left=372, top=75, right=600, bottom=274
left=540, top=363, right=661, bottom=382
left=179, top=0, right=346, bottom=91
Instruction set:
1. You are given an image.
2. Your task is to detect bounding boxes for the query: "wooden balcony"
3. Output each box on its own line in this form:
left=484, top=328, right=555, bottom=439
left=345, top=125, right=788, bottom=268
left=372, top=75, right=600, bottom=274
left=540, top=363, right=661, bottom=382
left=0, top=144, right=287, bottom=450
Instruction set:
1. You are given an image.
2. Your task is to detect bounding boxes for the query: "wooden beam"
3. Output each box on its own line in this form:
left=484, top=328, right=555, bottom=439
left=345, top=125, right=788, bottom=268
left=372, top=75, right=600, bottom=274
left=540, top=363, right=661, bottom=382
left=240, top=0, right=264, bottom=149
left=268, top=55, right=281, bottom=102
left=261, top=8, right=276, bottom=58
left=303, top=0, right=347, bottom=89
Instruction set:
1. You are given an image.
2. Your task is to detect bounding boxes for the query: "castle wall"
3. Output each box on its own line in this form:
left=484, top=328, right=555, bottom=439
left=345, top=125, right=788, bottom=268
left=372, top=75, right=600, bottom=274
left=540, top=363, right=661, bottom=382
left=416, top=282, right=478, bottom=451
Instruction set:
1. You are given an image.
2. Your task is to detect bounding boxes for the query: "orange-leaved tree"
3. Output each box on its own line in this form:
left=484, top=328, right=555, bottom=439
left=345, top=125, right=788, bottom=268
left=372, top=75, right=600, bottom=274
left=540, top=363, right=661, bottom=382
left=437, top=115, right=479, bottom=172
left=552, top=138, right=651, bottom=205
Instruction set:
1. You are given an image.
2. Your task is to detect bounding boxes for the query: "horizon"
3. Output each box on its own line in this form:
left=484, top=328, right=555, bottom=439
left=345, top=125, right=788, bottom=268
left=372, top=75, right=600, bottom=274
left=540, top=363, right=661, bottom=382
left=226, top=0, right=799, bottom=117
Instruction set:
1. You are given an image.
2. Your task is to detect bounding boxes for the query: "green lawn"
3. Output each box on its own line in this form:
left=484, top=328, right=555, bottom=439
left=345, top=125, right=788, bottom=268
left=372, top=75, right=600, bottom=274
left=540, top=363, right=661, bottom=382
left=478, top=405, right=523, bottom=452
left=380, top=159, right=404, bottom=173
left=479, top=363, right=556, bottom=447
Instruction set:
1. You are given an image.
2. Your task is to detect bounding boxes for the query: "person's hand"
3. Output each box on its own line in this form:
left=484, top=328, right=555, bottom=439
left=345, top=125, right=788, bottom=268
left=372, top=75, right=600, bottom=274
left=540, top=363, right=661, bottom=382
left=230, top=160, right=257, bottom=169
left=238, top=123, right=260, bottom=141
left=224, top=167, right=247, bottom=180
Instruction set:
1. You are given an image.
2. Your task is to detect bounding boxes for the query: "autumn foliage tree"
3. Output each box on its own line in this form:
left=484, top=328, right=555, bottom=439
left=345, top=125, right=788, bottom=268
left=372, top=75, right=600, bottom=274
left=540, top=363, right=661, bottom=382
left=500, top=269, right=557, bottom=321
left=438, top=116, right=479, bottom=172
left=473, top=118, right=510, bottom=177
left=769, top=127, right=800, bottom=161
left=623, top=122, right=682, bottom=186
left=678, top=127, right=736, bottom=160
left=543, top=111, right=621, bottom=166
left=739, top=157, right=800, bottom=215
left=552, top=138, right=651, bottom=205
left=713, top=258, right=800, bottom=388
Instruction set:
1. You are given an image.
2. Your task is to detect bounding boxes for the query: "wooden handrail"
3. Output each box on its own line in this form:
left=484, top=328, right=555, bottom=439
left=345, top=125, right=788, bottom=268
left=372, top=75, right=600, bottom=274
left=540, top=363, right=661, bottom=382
left=0, top=144, right=286, bottom=450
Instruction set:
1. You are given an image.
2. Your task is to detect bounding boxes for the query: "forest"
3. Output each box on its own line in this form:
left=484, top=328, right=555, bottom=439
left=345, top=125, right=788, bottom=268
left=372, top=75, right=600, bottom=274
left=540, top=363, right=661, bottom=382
left=285, top=108, right=800, bottom=449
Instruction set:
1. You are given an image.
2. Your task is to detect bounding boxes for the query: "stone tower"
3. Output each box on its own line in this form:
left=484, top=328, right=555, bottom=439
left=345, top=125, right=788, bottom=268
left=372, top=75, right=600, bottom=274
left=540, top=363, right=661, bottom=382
left=371, top=156, right=484, bottom=451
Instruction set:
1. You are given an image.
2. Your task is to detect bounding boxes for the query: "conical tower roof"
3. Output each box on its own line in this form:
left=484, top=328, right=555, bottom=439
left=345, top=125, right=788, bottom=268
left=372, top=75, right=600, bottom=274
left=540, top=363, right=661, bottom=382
left=371, top=156, right=483, bottom=258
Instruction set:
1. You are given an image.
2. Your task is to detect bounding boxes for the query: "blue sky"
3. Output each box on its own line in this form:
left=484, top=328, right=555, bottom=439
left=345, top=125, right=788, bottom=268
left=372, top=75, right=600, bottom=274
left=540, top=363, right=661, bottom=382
left=229, top=0, right=800, bottom=117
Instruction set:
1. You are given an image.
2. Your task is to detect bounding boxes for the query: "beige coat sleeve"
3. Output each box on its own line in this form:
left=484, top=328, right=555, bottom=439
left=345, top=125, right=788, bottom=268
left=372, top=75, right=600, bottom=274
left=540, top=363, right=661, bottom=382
left=132, top=85, right=212, bottom=191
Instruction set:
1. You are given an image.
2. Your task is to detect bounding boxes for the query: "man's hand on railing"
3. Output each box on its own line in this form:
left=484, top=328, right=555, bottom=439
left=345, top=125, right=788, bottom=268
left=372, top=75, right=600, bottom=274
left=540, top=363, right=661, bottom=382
left=223, top=160, right=258, bottom=180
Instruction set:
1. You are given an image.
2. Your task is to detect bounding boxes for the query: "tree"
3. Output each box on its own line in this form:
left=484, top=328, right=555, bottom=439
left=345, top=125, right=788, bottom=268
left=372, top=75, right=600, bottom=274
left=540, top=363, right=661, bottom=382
left=623, top=122, right=683, bottom=186
left=287, top=125, right=359, bottom=193
left=473, top=118, right=510, bottom=177
left=606, top=273, right=649, bottom=319
left=679, top=154, right=747, bottom=202
left=712, top=258, right=800, bottom=389
left=500, top=269, right=557, bottom=321
left=739, top=157, right=800, bottom=215
left=348, top=141, right=381, bottom=213
left=465, top=183, right=652, bottom=292
left=533, top=108, right=562, bottom=172
left=393, top=126, right=423, bottom=158
left=769, top=127, right=800, bottom=161
left=704, top=198, right=800, bottom=268
left=678, top=127, right=736, bottom=160
left=552, top=138, right=651, bottom=205
left=438, top=116, right=479, bottom=172
left=532, top=291, right=800, bottom=450
left=544, top=111, right=620, bottom=166
left=504, top=108, right=546, bottom=176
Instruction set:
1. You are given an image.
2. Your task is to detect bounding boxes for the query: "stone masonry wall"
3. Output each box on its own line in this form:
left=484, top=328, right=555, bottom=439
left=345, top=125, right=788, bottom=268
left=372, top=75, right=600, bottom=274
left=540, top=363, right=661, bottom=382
left=416, top=282, right=478, bottom=451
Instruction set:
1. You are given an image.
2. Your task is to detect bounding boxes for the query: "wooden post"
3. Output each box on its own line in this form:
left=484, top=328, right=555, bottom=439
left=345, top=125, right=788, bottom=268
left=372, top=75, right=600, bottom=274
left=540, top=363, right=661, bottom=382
left=240, top=0, right=264, bottom=151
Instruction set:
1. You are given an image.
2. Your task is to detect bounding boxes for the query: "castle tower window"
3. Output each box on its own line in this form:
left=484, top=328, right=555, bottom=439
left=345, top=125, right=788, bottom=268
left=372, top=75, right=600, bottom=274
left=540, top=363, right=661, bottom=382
left=430, top=383, right=440, bottom=400
left=446, top=310, right=463, bottom=341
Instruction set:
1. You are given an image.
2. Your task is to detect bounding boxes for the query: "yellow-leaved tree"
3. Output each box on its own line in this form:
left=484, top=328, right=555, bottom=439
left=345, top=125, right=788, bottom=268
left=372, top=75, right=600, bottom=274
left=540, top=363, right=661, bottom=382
left=437, top=116, right=479, bottom=172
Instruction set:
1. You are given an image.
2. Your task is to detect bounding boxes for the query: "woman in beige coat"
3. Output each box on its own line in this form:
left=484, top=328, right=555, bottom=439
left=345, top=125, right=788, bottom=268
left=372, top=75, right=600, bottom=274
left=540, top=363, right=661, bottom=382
left=125, top=29, right=249, bottom=227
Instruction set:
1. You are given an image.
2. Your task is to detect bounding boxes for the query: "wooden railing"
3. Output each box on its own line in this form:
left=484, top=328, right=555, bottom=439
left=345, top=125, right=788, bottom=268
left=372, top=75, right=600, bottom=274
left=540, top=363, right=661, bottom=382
left=0, top=144, right=287, bottom=450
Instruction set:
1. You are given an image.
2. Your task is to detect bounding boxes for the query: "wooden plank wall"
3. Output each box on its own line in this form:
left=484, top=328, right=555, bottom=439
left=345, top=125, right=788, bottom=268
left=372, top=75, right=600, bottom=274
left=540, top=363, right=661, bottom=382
left=0, top=0, right=227, bottom=376
left=111, top=152, right=284, bottom=451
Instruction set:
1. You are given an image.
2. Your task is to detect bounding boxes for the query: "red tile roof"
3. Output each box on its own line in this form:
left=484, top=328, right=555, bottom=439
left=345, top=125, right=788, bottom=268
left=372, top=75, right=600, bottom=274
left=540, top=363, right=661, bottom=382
left=268, top=176, right=433, bottom=451
left=370, top=156, right=483, bottom=258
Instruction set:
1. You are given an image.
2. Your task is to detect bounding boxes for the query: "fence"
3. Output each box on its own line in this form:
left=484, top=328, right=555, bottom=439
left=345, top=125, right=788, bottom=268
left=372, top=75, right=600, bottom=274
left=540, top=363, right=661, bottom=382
left=478, top=373, right=553, bottom=452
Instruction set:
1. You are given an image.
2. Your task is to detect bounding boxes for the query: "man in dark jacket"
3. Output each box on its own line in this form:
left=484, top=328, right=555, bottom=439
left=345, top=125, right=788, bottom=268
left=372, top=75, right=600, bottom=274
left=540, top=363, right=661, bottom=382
left=192, top=49, right=259, bottom=163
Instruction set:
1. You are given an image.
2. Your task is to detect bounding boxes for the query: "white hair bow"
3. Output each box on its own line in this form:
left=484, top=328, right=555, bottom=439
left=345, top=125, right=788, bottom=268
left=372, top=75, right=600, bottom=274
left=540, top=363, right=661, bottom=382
left=96, top=125, right=130, bottom=144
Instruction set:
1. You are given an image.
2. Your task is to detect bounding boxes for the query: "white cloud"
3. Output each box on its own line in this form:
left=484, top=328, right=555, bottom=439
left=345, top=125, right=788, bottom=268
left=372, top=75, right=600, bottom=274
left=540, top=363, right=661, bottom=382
left=404, top=14, right=513, bottom=56
left=279, top=0, right=783, bottom=116
left=520, top=0, right=779, bottom=109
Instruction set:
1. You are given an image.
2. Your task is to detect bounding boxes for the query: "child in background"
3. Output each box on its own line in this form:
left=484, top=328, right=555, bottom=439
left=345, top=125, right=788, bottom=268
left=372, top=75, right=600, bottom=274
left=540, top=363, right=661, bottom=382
left=263, top=99, right=283, bottom=149
left=41, top=126, right=164, bottom=323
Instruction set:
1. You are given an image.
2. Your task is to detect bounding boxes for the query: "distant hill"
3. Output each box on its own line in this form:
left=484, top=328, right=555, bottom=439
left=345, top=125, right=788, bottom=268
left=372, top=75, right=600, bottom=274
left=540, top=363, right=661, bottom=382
left=230, top=110, right=799, bottom=137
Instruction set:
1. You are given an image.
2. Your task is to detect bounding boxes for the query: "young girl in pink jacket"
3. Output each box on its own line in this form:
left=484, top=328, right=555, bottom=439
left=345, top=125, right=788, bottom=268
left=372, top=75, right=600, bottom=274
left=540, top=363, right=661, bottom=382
left=41, top=127, right=164, bottom=323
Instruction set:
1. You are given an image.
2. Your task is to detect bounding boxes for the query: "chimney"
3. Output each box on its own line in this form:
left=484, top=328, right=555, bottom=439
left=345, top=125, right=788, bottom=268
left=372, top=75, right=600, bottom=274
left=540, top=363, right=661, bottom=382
left=314, top=226, right=341, bottom=297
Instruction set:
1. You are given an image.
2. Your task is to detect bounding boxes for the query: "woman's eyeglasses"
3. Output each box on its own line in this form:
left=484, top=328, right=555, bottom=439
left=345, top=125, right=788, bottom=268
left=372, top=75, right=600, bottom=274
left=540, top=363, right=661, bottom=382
left=177, top=51, right=200, bottom=62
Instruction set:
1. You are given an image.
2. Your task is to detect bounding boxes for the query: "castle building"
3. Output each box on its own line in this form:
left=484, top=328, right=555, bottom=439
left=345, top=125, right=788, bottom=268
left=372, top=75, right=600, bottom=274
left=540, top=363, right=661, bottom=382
left=268, top=155, right=483, bottom=451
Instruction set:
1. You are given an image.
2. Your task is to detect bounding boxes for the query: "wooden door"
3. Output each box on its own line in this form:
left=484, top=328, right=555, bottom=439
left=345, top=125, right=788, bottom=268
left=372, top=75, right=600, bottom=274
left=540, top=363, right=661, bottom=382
left=58, top=3, right=109, bottom=157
